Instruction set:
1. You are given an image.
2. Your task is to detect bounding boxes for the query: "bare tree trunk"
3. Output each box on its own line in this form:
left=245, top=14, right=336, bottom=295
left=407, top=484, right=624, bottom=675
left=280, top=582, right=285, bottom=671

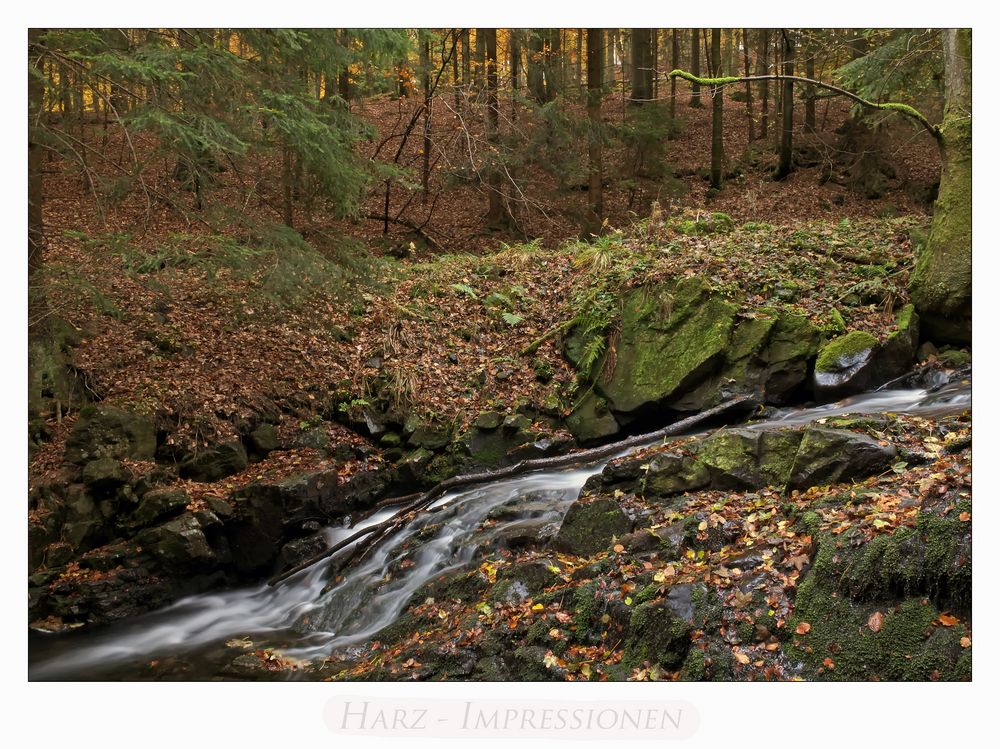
left=586, top=28, right=603, bottom=234
left=452, top=29, right=462, bottom=110
left=689, top=28, right=702, bottom=107
left=461, top=28, right=470, bottom=92
left=742, top=28, right=754, bottom=147
left=421, top=35, right=432, bottom=200
left=710, top=28, right=723, bottom=189
left=757, top=28, right=769, bottom=139
left=527, top=30, right=546, bottom=102
left=669, top=29, right=679, bottom=125
left=629, top=28, right=653, bottom=105
left=576, top=28, right=583, bottom=88
left=28, top=28, right=48, bottom=354
left=483, top=29, right=509, bottom=228
left=804, top=44, right=816, bottom=132
left=774, top=30, right=795, bottom=180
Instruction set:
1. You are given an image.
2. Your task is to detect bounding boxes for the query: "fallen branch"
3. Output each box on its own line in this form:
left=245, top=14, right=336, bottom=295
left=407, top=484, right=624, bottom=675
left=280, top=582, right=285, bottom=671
left=268, top=394, right=752, bottom=586
left=519, top=319, right=575, bottom=356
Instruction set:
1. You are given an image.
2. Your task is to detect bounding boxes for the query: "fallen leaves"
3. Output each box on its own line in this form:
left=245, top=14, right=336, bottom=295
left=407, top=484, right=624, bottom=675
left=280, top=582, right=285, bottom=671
left=796, top=622, right=812, bottom=635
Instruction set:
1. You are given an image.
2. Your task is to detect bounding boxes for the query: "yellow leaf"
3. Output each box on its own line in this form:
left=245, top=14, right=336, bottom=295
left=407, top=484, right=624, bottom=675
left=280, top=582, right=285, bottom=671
left=734, top=650, right=750, bottom=665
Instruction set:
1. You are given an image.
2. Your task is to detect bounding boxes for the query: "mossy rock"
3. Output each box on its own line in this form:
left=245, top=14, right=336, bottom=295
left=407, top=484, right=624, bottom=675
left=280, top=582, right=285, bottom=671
left=816, top=330, right=878, bottom=374
left=622, top=600, right=692, bottom=670
left=65, top=406, right=156, bottom=465
left=598, top=279, right=738, bottom=416
left=179, top=441, right=249, bottom=483
left=552, top=498, right=632, bottom=556
left=788, top=506, right=971, bottom=680
left=565, top=391, right=620, bottom=444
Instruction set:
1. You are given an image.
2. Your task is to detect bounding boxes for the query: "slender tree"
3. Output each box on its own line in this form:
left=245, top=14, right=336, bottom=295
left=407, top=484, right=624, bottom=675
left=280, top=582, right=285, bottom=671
left=710, top=28, right=723, bottom=189
left=586, top=28, right=604, bottom=233
left=28, top=28, right=47, bottom=412
left=668, top=29, right=679, bottom=127
left=742, top=28, right=754, bottom=146
left=757, top=28, right=769, bottom=139
left=482, top=29, right=509, bottom=228
left=629, top=28, right=653, bottom=105
left=421, top=32, right=432, bottom=199
left=774, top=30, right=795, bottom=180
left=689, top=28, right=702, bottom=106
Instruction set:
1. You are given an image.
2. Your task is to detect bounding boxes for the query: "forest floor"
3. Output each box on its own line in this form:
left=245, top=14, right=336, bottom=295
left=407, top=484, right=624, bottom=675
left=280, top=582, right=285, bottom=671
left=32, top=86, right=944, bottom=550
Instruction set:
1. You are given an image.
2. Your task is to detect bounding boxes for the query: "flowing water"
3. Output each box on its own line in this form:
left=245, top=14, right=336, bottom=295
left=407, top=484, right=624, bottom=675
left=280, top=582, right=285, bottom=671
left=29, top=382, right=970, bottom=680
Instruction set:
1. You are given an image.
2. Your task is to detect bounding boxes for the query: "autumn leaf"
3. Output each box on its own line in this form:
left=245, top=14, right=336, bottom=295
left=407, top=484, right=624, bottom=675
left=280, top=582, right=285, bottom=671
left=938, top=613, right=959, bottom=627
left=734, top=650, right=751, bottom=665
left=823, top=657, right=836, bottom=669
left=795, top=621, right=812, bottom=635
left=960, top=637, right=972, bottom=648
left=613, top=544, right=625, bottom=553
left=867, top=611, right=884, bottom=633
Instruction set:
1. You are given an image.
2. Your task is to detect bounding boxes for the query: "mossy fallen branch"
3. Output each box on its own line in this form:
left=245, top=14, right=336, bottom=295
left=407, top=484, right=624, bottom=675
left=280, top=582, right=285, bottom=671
left=668, top=69, right=941, bottom=142
left=268, top=394, right=752, bottom=586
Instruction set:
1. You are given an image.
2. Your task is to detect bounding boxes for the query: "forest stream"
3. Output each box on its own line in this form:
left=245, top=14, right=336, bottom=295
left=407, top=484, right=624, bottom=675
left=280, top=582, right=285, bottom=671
left=29, top=381, right=970, bottom=681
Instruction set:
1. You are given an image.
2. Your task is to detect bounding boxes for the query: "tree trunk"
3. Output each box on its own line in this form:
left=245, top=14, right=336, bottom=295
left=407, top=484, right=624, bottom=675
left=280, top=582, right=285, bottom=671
left=527, top=30, right=546, bottom=102
left=710, top=29, right=723, bottom=189
left=774, top=30, right=794, bottom=180
left=669, top=29, right=679, bottom=124
left=482, top=29, right=509, bottom=228
left=742, top=28, right=754, bottom=146
left=586, top=28, right=603, bottom=234
left=757, top=28, right=769, bottom=139
left=689, top=28, right=702, bottom=107
left=452, top=29, right=462, bottom=110
left=804, top=49, right=816, bottom=132
left=909, top=28, right=972, bottom=344
left=421, top=35, right=432, bottom=200
left=629, top=28, right=653, bottom=105
left=461, top=28, right=470, bottom=91
left=605, top=29, right=615, bottom=80
left=29, top=28, right=48, bottom=413
left=576, top=29, right=583, bottom=88
left=474, top=30, right=485, bottom=90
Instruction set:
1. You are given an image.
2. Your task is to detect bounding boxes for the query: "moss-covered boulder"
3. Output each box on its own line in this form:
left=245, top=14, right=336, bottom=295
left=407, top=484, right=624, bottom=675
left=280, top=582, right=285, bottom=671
left=552, top=498, right=632, bottom=555
left=131, top=488, right=189, bottom=528
left=788, top=504, right=972, bottom=680
left=65, top=406, right=156, bottom=465
left=622, top=600, right=693, bottom=670
left=638, top=423, right=895, bottom=499
left=815, top=309, right=920, bottom=400
left=598, top=278, right=739, bottom=417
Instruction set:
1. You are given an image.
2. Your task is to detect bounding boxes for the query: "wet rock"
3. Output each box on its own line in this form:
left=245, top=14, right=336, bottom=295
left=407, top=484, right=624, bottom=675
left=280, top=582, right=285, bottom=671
left=227, top=468, right=343, bottom=573
left=788, top=426, right=896, bottom=489
left=552, top=498, right=632, bottom=556
left=565, top=391, right=620, bottom=444
left=131, top=488, right=189, bottom=528
left=280, top=533, right=329, bottom=568
left=508, top=646, right=551, bottom=681
left=81, top=457, right=130, bottom=494
left=65, top=406, right=156, bottom=465
left=248, top=423, right=280, bottom=457
left=474, top=411, right=504, bottom=430
left=179, top=441, right=248, bottom=483
left=137, top=513, right=214, bottom=568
